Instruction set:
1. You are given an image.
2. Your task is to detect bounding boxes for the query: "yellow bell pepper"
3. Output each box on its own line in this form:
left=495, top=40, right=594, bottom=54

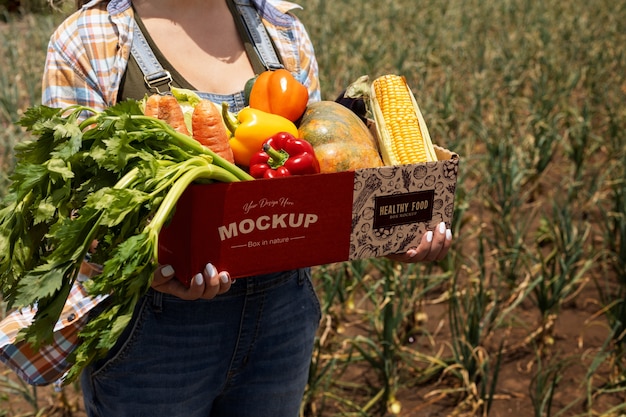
left=222, top=103, right=299, bottom=167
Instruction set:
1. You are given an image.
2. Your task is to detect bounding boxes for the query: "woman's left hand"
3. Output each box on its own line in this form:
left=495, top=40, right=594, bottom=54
left=386, top=221, right=452, bottom=263
left=151, top=263, right=232, bottom=300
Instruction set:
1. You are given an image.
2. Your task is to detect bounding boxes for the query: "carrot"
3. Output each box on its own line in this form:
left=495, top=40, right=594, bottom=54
left=144, top=94, right=190, bottom=136
left=191, top=99, right=234, bottom=163
left=143, top=94, right=161, bottom=118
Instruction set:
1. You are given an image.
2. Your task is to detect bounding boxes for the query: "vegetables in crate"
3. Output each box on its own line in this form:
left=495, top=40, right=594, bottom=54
left=249, top=132, right=320, bottom=179
left=0, top=100, right=252, bottom=381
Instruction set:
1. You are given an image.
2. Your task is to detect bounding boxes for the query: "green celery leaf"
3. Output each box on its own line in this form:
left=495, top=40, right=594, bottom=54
left=88, top=232, right=155, bottom=295
left=0, top=201, right=50, bottom=304
left=17, top=279, right=73, bottom=347
left=86, top=188, right=151, bottom=228
left=10, top=164, right=49, bottom=201
left=34, top=197, right=56, bottom=224
left=46, top=207, right=102, bottom=263
left=17, top=105, right=64, bottom=132
left=13, top=261, right=70, bottom=307
left=49, top=183, right=74, bottom=211
left=102, top=99, right=144, bottom=118
left=13, top=137, right=55, bottom=166
left=51, top=121, right=83, bottom=160
left=45, top=158, right=75, bottom=182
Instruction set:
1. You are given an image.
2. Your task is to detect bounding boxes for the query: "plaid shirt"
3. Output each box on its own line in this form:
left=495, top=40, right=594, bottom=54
left=0, top=282, right=108, bottom=386
left=42, top=0, right=320, bottom=111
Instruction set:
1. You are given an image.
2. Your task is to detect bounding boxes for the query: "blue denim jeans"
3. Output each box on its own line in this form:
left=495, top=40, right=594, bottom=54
left=81, top=269, right=321, bottom=417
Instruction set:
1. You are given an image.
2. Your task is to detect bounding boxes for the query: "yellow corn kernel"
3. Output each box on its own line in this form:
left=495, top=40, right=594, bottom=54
left=370, top=74, right=437, bottom=165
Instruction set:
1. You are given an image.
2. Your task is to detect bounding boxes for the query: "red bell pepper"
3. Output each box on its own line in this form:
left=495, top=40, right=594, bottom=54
left=249, top=132, right=321, bottom=179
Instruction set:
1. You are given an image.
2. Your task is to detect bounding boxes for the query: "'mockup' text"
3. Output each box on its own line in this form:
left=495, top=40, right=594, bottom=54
left=218, top=213, right=319, bottom=241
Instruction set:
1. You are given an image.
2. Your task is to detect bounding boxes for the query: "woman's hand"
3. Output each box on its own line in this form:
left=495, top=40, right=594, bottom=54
left=151, top=263, right=232, bottom=300
left=386, top=221, right=452, bottom=263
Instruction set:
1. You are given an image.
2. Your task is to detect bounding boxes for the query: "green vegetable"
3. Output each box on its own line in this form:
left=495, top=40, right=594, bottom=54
left=0, top=100, right=253, bottom=382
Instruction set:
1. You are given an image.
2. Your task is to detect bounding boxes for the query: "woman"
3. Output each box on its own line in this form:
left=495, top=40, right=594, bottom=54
left=42, top=0, right=452, bottom=415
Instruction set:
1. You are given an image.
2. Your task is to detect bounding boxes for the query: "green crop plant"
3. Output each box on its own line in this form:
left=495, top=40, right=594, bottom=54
left=531, top=202, right=593, bottom=329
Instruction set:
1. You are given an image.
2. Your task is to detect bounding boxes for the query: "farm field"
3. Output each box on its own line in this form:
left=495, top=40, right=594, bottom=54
left=1, top=0, right=626, bottom=416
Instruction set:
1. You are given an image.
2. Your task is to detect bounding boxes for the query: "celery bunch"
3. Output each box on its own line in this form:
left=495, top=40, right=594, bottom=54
left=0, top=100, right=252, bottom=381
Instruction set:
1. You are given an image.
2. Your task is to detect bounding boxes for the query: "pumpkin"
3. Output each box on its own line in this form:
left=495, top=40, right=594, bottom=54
left=297, top=101, right=383, bottom=173
left=312, top=141, right=383, bottom=173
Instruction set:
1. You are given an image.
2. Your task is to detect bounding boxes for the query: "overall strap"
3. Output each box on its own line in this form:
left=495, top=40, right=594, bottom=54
left=227, top=0, right=284, bottom=72
left=130, top=23, right=172, bottom=93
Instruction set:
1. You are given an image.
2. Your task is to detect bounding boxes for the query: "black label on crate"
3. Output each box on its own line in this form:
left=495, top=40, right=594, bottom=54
left=373, top=190, right=435, bottom=229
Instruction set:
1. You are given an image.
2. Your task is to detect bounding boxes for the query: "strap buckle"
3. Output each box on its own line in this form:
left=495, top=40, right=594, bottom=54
left=144, top=70, right=173, bottom=94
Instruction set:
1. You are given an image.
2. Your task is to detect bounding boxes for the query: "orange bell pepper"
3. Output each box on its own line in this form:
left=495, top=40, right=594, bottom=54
left=249, top=69, right=309, bottom=122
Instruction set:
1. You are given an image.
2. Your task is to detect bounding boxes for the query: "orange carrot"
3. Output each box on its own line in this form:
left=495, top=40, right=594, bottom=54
left=191, top=99, right=234, bottom=163
left=143, top=94, right=161, bottom=118
left=144, top=94, right=190, bottom=136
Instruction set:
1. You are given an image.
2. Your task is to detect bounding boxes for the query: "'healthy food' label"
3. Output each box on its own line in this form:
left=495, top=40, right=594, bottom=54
left=373, top=190, right=435, bottom=229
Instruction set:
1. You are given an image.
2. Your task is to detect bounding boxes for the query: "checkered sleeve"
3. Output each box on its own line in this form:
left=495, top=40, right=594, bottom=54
left=41, top=5, right=133, bottom=112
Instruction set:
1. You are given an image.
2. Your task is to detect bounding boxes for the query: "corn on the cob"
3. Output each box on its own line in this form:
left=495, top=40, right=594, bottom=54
left=370, top=74, right=437, bottom=165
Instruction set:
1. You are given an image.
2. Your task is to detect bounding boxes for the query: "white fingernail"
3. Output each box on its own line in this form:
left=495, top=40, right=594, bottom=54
left=219, top=272, right=230, bottom=284
left=446, top=229, right=452, bottom=241
left=439, top=222, right=446, bottom=234
left=162, top=265, right=175, bottom=277
left=426, top=231, right=433, bottom=243
left=205, top=263, right=217, bottom=277
left=194, top=273, right=204, bottom=285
